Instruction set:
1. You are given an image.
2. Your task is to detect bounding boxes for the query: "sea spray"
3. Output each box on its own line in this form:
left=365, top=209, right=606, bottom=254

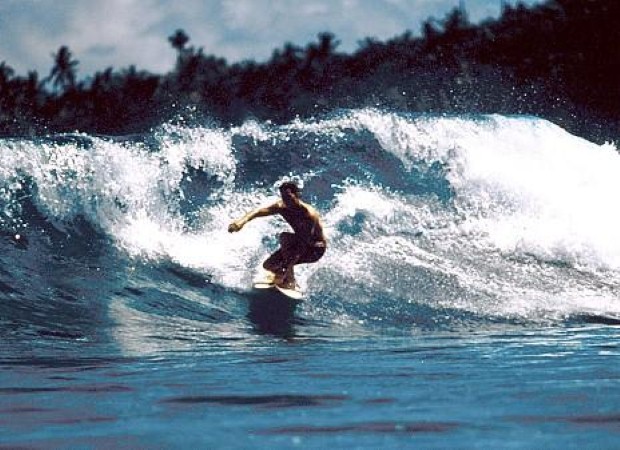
left=1, top=109, right=619, bottom=322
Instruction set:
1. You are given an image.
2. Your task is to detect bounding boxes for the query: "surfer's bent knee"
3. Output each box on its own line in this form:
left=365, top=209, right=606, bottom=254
left=279, top=232, right=294, bottom=244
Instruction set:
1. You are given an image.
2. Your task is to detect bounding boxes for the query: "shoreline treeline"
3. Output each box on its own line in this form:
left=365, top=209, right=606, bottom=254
left=0, top=0, right=618, bottom=143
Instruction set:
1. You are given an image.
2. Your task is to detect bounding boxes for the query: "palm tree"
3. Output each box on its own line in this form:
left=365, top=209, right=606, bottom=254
left=168, top=29, right=190, bottom=53
left=168, top=29, right=194, bottom=76
left=0, top=62, right=15, bottom=111
left=0, top=61, right=14, bottom=87
left=316, top=32, right=340, bottom=59
left=47, top=46, right=79, bottom=92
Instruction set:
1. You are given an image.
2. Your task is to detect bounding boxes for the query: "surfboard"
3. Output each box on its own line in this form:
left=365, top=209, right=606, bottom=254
left=252, top=281, right=304, bottom=300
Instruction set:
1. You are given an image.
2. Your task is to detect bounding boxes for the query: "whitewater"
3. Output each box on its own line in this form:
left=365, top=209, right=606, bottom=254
left=0, top=109, right=619, bottom=448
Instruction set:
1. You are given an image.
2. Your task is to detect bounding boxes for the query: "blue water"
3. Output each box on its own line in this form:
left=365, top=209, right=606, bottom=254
left=1, top=110, right=619, bottom=448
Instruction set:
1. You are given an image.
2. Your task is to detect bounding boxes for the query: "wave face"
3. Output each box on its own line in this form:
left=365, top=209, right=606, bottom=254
left=1, top=109, right=620, bottom=347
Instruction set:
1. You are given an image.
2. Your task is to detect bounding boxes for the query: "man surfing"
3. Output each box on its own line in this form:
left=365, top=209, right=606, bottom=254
left=227, top=181, right=327, bottom=289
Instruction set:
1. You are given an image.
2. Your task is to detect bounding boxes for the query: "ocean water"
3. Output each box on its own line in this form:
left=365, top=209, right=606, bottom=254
left=0, top=109, right=619, bottom=448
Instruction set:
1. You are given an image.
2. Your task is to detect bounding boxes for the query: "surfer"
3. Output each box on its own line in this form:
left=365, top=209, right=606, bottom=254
left=228, top=181, right=327, bottom=289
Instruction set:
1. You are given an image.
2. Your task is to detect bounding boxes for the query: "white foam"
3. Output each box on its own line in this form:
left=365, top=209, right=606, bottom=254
left=356, top=111, right=620, bottom=272
left=2, top=111, right=620, bottom=320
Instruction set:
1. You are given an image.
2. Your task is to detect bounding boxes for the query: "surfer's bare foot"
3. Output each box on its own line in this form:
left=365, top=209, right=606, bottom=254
left=277, top=278, right=296, bottom=290
left=262, top=271, right=277, bottom=284
left=276, top=266, right=296, bottom=289
left=272, top=266, right=290, bottom=285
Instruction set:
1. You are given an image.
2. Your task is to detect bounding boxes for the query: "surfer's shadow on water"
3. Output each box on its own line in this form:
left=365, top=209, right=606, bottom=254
left=154, top=260, right=311, bottom=338
left=245, top=291, right=302, bottom=338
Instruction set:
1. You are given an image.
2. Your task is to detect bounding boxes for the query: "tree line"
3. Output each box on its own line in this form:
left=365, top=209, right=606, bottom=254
left=0, top=0, right=618, bottom=143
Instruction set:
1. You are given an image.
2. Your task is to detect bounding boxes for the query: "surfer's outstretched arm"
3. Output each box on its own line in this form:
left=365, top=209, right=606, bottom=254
left=228, top=203, right=281, bottom=232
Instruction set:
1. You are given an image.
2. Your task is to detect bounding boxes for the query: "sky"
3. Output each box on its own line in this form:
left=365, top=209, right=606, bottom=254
left=0, top=0, right=544, bottom=78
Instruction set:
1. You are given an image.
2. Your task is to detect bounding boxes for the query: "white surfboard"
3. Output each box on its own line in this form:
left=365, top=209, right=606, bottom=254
left=252, top=281, right=304, bottom=300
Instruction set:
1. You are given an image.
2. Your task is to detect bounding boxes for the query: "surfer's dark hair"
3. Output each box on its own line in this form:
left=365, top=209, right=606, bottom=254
left=279, top=181, right=300, bottom=196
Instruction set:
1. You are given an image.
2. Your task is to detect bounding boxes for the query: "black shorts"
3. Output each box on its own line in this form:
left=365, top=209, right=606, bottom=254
left=293, top=239, right=326, bottom=264
left=263, top=232, right=326, bottom=271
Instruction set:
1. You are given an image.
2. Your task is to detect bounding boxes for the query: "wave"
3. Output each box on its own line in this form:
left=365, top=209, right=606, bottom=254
left=1, top=109, right=620, bottom=335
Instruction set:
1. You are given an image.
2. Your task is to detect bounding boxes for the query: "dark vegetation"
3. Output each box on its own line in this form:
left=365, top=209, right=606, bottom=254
left=0, top=0, right=618, bottom=142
